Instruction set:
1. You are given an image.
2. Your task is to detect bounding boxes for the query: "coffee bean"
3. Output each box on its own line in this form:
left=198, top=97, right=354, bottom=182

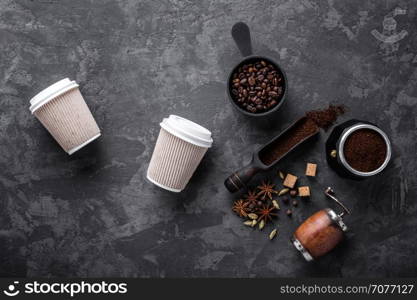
left=269, top=91, right=278, bottom=97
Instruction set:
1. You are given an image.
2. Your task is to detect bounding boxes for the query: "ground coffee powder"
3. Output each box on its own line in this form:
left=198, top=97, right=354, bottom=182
left=258, top=105, right=345, bottom=166
left=343, top=129, right=387, bottom=172
left=259, top=118, right=318, bottom=165
left=306, top=105, right=345, bottom=130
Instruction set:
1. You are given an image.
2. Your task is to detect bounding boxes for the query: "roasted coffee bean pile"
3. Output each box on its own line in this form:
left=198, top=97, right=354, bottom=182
left=230, top=60, right=284, bottom=113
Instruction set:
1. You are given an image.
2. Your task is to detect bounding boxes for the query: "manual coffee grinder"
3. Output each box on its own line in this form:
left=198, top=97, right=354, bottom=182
left=292, top=187, right=351, bottom=261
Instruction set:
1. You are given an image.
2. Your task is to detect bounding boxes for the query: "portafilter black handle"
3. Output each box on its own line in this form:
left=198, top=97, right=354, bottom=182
left=224, top=162, right=261, bottom=193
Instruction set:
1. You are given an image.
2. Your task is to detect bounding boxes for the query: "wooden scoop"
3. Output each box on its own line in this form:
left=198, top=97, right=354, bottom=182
left=224, top=117, right=319, bottom=193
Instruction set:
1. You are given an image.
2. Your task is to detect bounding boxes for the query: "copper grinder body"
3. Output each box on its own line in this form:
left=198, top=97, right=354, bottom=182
left=292, top=187, right=350, bottom=261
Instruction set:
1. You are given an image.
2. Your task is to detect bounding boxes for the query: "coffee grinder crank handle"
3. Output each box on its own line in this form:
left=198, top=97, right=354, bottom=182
left=324, top=187, right=351, bottom=217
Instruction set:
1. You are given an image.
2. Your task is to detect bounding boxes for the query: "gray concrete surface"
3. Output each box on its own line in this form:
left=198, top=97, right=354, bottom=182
left=0, top=0, right=416, bottom=277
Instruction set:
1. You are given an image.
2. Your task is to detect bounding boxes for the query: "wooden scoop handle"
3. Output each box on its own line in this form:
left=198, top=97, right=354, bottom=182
left=224, top=162, right=260, bottom=193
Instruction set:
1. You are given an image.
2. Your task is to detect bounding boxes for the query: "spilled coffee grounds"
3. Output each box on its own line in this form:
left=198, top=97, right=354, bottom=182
left=259, top=118, right=318, bottom=165
left=344, top=129, right=387, bottom=172
left=306, top=105, right=345, bottom=130
left=258, top=105, right=345, bottom=166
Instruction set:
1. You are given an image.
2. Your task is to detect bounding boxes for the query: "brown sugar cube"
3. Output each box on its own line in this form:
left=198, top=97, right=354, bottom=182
left=305, top=163, right=317, bottom=177
left=298, top=186, right=310, bottom=197
left=283, top=173, right=298, bottom=188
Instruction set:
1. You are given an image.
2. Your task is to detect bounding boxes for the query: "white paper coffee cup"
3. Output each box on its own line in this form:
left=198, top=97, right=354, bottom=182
left=147, top=115, right=213, bottom=192
left=29, top=78, right=101, bottom=154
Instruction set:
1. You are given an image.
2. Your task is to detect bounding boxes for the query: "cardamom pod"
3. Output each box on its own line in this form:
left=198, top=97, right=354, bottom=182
left=251, top=219, right=257, bottom=227
left=279, top=171, right=285, bottom=179
left=278, top=188, right=289, bottom=196
left=272, top=200, right=280, bottom=210
left=269, top=228, right=278, bottom=240
left=258, top=219, right=265, bottom=230
left=330, top=149, right=337, bottom=158
left=248, top=213, right=258, bottom=220
left=243, top=220, right=253, bottom=226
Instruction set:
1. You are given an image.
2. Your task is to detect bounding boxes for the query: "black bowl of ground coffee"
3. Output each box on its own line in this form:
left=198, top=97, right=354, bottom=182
left=227, top=22, right=287, bottom=117
left=326, top=120, right=392, bottom=179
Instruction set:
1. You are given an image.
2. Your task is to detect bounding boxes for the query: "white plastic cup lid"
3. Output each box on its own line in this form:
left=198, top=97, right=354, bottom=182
left=160, top=115, right=213, bottom=148
left=29, top=78, right=79, bottom=113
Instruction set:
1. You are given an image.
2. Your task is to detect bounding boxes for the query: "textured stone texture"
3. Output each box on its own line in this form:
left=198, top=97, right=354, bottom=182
left=0, top=0, right=416, bottom=277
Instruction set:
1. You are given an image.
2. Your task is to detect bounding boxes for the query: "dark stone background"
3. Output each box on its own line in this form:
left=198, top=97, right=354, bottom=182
left=0, top=0, right=416, bottom=277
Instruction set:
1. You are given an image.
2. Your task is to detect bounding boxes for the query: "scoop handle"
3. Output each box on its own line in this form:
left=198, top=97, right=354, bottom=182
left=231, top=22, right=253, bottom=57
left=224, top=162, right=260, bottom=193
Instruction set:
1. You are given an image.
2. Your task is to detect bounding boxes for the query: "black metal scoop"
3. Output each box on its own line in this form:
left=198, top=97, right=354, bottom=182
left=227, top=22, right=287, bottom=117
left=224, top=117, right=319, bottom=193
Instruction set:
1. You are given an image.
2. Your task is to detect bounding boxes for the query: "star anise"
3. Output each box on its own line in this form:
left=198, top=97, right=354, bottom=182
left=257, top=181, right=277, bottom=200
left=232, top=199, right=249, bottom=218
left=244, top=190, right=258, bottom=205
left=257, top=204, right=278, bottom=223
